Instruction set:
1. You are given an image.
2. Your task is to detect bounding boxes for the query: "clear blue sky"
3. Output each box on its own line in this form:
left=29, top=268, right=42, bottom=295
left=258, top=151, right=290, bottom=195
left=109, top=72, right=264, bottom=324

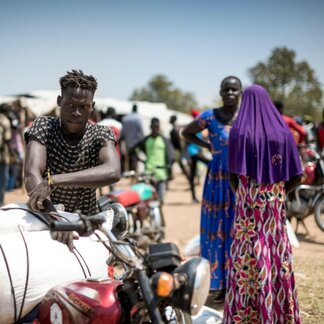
left=1, top=0, right=323, bottom=107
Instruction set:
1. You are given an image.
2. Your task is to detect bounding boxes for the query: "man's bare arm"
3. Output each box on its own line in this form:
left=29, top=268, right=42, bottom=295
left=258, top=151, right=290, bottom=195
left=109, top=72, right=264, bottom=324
left=25, top=139, right=121, bottom=212
left=24, top=139, right=47, bottom=194
left=50, top=141, right=121, bottom=188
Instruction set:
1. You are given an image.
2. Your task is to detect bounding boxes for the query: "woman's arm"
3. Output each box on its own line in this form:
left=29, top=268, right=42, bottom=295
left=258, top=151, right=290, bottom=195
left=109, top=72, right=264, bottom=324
left=181, top=119, right=211, bottom=150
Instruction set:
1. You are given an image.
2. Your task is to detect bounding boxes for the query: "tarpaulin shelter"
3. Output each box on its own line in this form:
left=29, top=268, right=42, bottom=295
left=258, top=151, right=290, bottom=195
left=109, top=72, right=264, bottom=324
left=1, top=90, right=193, bottom=136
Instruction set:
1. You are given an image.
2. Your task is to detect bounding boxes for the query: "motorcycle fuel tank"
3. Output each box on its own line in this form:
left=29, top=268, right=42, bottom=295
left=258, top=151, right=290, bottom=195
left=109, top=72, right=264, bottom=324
left=37, top=278, right=123, bottom=324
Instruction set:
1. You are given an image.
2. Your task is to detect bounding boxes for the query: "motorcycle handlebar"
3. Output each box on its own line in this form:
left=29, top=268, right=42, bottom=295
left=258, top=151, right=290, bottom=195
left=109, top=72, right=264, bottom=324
left=49, top=214, right=107, bottom=235
left=50, top=220, right=85, bottom=232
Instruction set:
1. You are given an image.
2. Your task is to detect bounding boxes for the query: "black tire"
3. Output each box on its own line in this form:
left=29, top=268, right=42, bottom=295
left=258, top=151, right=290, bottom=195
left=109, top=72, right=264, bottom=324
left=314, top=196, right=324, bottom=232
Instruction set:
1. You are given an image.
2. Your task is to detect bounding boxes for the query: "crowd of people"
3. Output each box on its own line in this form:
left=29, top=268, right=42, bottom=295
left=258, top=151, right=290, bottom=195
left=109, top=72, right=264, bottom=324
left=0, top=100, right=27, bottom=206
left=1, top=82, right=323, bottom=211
left=1, top=69, right=324, bottom=322
left=0, top=81, right=208, bottom=212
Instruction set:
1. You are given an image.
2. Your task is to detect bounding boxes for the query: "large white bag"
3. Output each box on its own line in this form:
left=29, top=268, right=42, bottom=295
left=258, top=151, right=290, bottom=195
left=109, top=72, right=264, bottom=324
left=0, top=204, right=113, bottom=324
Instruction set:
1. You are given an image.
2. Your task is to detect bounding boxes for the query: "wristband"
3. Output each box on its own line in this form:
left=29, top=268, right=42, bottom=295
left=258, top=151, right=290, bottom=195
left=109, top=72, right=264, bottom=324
left=47, top=168, right=54, bottom=188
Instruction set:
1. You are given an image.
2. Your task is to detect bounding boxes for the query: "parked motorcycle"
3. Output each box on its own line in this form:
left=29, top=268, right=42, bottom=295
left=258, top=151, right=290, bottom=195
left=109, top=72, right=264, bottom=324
left=287, top=144, right=324, bottom=233
left=97, top=171, right=165, bottom=247
left=32, top=203, right=210, bottom=323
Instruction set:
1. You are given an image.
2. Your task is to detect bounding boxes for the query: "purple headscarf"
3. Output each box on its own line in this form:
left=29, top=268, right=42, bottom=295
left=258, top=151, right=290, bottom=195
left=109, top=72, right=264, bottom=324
left=229, top=84, right=302, bottom=184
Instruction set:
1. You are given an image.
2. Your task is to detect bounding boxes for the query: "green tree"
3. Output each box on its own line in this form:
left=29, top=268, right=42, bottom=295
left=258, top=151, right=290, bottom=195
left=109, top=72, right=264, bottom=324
left=129, top=74, right=197, bottom=113
left=248, top=47, right=323, bottom=119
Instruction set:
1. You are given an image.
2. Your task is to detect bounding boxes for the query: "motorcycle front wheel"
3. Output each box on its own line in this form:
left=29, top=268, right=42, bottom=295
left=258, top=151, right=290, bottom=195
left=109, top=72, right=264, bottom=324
left=314, top=195, right=324, bottom=231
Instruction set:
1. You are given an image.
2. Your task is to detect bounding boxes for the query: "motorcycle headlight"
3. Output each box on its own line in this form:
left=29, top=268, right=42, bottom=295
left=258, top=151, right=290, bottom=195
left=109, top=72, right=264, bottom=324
left=172, top=257, right=210, bottom=315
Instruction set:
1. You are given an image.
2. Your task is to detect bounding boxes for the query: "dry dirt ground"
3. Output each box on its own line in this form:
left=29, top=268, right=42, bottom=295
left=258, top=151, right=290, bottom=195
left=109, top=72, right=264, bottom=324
left=4, top=174, right=324, bottom=323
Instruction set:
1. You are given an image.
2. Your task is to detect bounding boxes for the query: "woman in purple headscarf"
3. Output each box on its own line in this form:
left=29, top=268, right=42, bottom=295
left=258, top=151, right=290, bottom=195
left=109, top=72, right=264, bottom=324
left=223, top=85, right=302, bottom=323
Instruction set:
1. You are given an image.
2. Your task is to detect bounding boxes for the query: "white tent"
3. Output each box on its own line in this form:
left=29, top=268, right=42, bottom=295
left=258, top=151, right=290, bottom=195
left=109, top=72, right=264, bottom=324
left=95, top=97, right=192, bottom=134
left=1, top=90, right=193, bottom=136
left=0, top=91, right=59, bottom=117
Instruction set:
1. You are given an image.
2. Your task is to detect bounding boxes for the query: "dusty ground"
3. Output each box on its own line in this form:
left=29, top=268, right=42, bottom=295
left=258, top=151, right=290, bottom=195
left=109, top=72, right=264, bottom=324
left=4, top=174, right=324, bottom=323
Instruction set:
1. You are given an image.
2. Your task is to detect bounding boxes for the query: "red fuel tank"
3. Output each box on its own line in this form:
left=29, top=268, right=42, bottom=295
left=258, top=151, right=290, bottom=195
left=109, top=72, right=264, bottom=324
left=37, top=278, right=123, bottom=324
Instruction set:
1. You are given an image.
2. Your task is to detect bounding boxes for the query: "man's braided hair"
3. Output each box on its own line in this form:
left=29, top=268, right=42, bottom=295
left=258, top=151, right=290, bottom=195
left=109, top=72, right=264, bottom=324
left=59, top=69, right=97, bottom=92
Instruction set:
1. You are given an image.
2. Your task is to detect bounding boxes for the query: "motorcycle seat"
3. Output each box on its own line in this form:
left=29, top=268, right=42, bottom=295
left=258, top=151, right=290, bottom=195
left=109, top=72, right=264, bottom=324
left=131, top=183, right=155, bottom=201
left=106, top=189, right=141, bottom=207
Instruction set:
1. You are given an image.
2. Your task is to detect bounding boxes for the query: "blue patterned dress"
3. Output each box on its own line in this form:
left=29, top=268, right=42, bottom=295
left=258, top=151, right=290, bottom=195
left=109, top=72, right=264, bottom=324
left=197, top=109, right=235, bottom=290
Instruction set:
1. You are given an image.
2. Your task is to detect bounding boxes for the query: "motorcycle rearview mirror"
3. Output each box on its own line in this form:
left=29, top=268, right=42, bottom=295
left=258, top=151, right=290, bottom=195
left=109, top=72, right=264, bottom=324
left=110, top=202, right=129, bottom=239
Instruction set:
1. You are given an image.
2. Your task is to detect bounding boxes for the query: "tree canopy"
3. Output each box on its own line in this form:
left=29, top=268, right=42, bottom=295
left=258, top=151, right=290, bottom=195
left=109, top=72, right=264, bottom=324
left=129, top=74, right=197, bottom=113
left=248, top=47, right=323, bottom=119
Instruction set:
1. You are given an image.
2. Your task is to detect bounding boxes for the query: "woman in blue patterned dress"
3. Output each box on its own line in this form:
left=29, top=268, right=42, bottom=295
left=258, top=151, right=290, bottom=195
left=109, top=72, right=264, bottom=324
left=182, top=76, right=242, bottom=304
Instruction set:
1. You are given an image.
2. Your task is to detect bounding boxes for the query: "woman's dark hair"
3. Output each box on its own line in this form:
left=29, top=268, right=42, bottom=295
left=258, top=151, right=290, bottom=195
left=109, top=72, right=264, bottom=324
left=220, top=76, right=242, bottom=89
left=59, top=69, right=97, bottom=92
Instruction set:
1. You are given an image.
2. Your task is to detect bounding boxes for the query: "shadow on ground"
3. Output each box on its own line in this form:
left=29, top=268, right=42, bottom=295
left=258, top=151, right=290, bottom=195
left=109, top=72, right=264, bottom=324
left=296, top=233, right=324, bottom=246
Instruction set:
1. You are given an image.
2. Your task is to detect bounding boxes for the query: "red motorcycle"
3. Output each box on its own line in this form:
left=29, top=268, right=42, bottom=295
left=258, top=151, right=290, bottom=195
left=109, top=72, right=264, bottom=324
left=98, top=171, right=165, bottom=248
left=287, top=144, right=324, bottom=233
left=29, top=203, right=210, bottom=324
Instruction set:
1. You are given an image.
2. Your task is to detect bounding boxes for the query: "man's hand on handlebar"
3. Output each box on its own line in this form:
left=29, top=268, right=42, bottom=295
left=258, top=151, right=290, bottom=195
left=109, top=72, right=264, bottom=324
left=48, top=213, right=111, bottom=251
left=50, top=230, right=79, bottom=252
left=27, top=179, right=53, bottom=212
left=26, top=192, right=79, bottom=252
left=48, top=211, right=80, bottom=252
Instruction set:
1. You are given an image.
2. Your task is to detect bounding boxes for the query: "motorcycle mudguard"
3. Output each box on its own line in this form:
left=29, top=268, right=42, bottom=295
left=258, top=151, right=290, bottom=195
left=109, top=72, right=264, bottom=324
left=37, top=279, right=123, bottom=324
